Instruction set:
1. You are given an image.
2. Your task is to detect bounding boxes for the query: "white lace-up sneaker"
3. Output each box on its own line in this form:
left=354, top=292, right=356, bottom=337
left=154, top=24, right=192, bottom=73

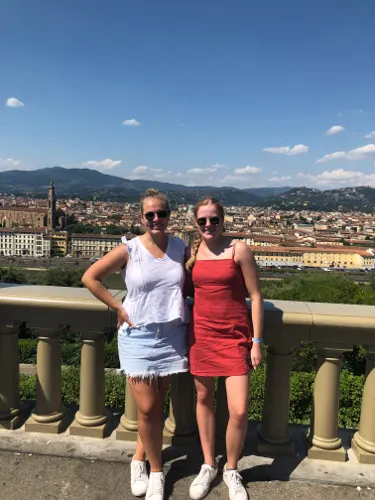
left=130, top=458, right=149, bottom=497
left=223, top=467, right=248, bottom=500
left=189, top=464, right=218, bottom=500
left=145, top=471, right=165, bottom=500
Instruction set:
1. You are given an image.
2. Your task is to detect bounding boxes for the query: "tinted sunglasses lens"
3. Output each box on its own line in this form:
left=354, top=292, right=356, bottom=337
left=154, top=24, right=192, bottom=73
left=145, top=212, right=155, bottom=221
left=211, top=217, right=220, bottom=225
left=197, top=218, right=206, bottom=226
left=157, top=210, right=168, bottom=218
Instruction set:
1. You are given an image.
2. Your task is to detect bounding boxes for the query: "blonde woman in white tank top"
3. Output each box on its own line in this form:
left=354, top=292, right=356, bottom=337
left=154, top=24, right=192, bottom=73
left=82, top=189, right=189, bottom=500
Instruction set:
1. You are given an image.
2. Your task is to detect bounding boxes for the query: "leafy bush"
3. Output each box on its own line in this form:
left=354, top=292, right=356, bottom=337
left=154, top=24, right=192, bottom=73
left=0, top=266, right=28, bottom=284
left=19, top=339, right=37, bottom=364
left=18, top=367, right=364, bottom=428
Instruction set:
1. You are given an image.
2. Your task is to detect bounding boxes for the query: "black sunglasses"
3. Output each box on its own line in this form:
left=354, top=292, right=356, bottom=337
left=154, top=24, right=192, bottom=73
left=144, top=210, right=169, bottom=221
left=196, top=216, right=221, bottom=226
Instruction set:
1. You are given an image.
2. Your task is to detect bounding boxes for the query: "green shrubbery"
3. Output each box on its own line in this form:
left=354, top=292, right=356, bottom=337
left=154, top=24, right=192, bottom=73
left=19, top=366, right=364, bottom=428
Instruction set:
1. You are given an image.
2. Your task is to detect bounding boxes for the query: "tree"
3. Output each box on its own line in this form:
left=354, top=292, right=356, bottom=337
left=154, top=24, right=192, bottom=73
left=0, top=266, right=28, bottom=284
left=38, top=267, right=85, bottom=287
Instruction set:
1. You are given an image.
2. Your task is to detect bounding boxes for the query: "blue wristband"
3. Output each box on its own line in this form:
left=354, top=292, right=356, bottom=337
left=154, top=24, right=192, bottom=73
left=253, top=338, right=262, bottom=344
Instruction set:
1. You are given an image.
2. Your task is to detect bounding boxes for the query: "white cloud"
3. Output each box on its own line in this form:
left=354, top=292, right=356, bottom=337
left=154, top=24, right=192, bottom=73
left=132, top=165, right=162, bottom=174
left=211, top=163, right=227, bottom=169
left=83, top=158, right=122, bottom=170
left=325, top=125, right=345, bottom=136
left=316, top=144, right=375, bottom=164
left=269, top=175, right=292, bottom=183
left=297, top=168, right=375, bottom=187
left=365, top=131, right=375, bottom=139
left=234, top=165, right=262, bottom=175
left=262, top=144, right=309, bottom=155
left=122, top=119, right=141, bottom=126
left=187, top=167, right=218, bottom=175
left=6, top=97, right=24, bottom=108
left=0, top=158, right=21, bottom=170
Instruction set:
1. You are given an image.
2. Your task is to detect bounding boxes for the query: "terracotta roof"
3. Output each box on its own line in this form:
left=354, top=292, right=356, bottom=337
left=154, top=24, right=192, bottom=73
left=0, top=206, right=48, bottom=214
left=71, top=233, right=122, bottom=240
left=249, top=245, right=373, bottom=257
left=0, top=227, right=46, bottom=234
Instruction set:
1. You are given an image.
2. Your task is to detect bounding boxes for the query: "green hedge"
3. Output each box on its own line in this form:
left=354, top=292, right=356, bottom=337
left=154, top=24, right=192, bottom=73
left=19, top=366, right=364, bottom=428
left=19, top=339, right=120, bottom=369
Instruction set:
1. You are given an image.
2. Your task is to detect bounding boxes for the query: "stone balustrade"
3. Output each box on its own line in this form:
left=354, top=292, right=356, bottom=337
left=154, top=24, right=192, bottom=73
left=1, top=283, right=375, bottom=464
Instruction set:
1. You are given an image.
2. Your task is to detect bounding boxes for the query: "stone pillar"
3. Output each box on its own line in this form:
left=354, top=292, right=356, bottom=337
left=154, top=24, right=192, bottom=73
left=25, top=329, right=66, bottom=433
left=307, top=347, right=346, bottom=461
left=0, top=325, right=22, bottom=430
left=116, top=378, right=138, bottom=441
left=258, top=346, right=294, bottom=455
left=164, top=372, right=197, bottom=445
left=215, top=377, right=229, bottom=442
left=352, top=347, right=375, bottom=464
left=70, top=332, right=109, bottom=438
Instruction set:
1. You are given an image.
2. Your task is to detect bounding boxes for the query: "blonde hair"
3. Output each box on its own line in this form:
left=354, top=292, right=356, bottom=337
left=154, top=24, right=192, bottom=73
left=140, top=188, right=170, bottom=214
left=185, top=197, right=225, bottom=272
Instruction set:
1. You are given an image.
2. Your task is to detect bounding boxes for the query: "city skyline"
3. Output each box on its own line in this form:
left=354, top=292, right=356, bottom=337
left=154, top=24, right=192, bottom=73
left=1, top=0, right=375, bottom=189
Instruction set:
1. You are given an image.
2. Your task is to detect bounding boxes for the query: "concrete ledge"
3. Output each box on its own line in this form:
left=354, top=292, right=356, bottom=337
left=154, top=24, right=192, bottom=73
left=1, top=424, right=375, bottom=488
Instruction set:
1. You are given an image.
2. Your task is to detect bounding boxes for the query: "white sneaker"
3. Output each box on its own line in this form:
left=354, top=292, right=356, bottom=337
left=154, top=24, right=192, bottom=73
left=189, top=464, right=218, bottom=500
left=130, top=458, right=149, bottom=497
left=223, top=468, right=248, bottom=500
left=145, top=471, right=165, bottom=500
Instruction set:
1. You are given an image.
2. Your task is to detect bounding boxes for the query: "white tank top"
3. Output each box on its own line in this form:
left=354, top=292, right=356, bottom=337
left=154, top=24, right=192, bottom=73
left=121, top=235, right=188, bottom=326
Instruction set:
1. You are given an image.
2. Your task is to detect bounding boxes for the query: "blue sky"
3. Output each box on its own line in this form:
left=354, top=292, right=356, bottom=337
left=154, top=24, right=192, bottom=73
left=1, top=0, right=375, bottom=189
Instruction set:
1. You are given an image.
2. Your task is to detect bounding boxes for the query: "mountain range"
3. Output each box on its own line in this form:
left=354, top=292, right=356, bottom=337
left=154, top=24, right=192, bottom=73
left=0, top=167, right=289, bottom=205
left=0, top=167, right=375, bottom=212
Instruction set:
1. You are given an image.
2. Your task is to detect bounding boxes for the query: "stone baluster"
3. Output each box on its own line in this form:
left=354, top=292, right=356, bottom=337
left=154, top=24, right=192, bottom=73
left=70, top=332, right=109, bottom=438
left=215, top=377, right=229, bottom=442
left=25, top=328, right=66, bottom=433
left=0, top=325, right=22, bottom=429
left=116, top=379, right=138, bottom=441
left=307, top=346, right=347, bottom=461
left=352, top=346, right=375, bottom=464
left=258, top=345, right=294, bottom=455
left=164, top=372, right=196, bottom=445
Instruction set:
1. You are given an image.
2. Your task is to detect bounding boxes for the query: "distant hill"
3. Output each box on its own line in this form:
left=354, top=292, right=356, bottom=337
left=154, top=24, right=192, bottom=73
left=0, top=167, right=261, bottom=206
left=1, top=167, right=375, bottom=211
left=267, top=186, right=375, bottom=212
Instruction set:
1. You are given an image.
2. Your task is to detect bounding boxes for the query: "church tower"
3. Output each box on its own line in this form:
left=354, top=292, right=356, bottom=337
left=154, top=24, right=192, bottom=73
left=47, top=181, right=56, bottom=229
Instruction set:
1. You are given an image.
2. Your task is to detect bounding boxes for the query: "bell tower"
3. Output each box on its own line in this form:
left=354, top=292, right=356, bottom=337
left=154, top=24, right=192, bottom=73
left=47, top=181, right=56, bottom=229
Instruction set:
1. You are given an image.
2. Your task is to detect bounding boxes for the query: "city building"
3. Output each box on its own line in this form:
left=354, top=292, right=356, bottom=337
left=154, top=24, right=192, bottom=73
left=252, top=246, right=375, bottom=270
left=0, top=182, right=62, bottom=230
left=71, top=233, right=122, bottom=258
left=51, top=231, right=69, bottom=257
left=0, top=228, right=51, bottom=257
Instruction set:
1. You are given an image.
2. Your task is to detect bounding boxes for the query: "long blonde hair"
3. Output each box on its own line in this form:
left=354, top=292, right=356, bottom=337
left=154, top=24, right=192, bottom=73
left=185, top=197, right=224, bottom=272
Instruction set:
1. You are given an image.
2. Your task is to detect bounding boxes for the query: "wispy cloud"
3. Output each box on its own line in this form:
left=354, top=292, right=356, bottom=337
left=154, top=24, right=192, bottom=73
left=234, top=165, right=262, bottom=175
left=316, top=144, right=375, bottom=164
left=0, top=158, right=21, bottom=170
left=132, top=165, right=162, bottom=174
left=297, top=168, right=375, bottom=187
left=325, top=125, right=345, bottom=136
left=187, top=167, right=218, bottom=175
left=122, top=119, right=141, bottom=126
left=83, top=158, right=122, bottom=170
left=269, top=175, right=292, bottom=183
left=365, top=131, right=375, bottom=139
left=6, top=97, right=24, bottom=108
left=262, top=144, right=309, bottom=155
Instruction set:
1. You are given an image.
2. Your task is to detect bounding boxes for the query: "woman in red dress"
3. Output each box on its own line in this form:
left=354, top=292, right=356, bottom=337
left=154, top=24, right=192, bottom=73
left=186, top=197, right=263, bottom=500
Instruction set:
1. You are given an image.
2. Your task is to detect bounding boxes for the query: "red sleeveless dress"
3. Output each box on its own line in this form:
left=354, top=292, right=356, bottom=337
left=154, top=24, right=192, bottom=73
left=189, top=255, right=253, bottom=377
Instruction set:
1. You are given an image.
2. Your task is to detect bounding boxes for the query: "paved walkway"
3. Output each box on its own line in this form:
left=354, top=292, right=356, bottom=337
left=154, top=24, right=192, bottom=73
left=1, top=451, right=374, bottom=500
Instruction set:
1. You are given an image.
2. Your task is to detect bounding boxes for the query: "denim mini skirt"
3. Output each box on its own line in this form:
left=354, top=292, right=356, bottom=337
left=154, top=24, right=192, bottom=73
left=117, top=319, right=188, bottom=379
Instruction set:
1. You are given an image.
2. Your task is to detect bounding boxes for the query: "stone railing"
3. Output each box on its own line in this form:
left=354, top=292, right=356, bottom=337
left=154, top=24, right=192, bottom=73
left=1, top=283, right=375, bottom=465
